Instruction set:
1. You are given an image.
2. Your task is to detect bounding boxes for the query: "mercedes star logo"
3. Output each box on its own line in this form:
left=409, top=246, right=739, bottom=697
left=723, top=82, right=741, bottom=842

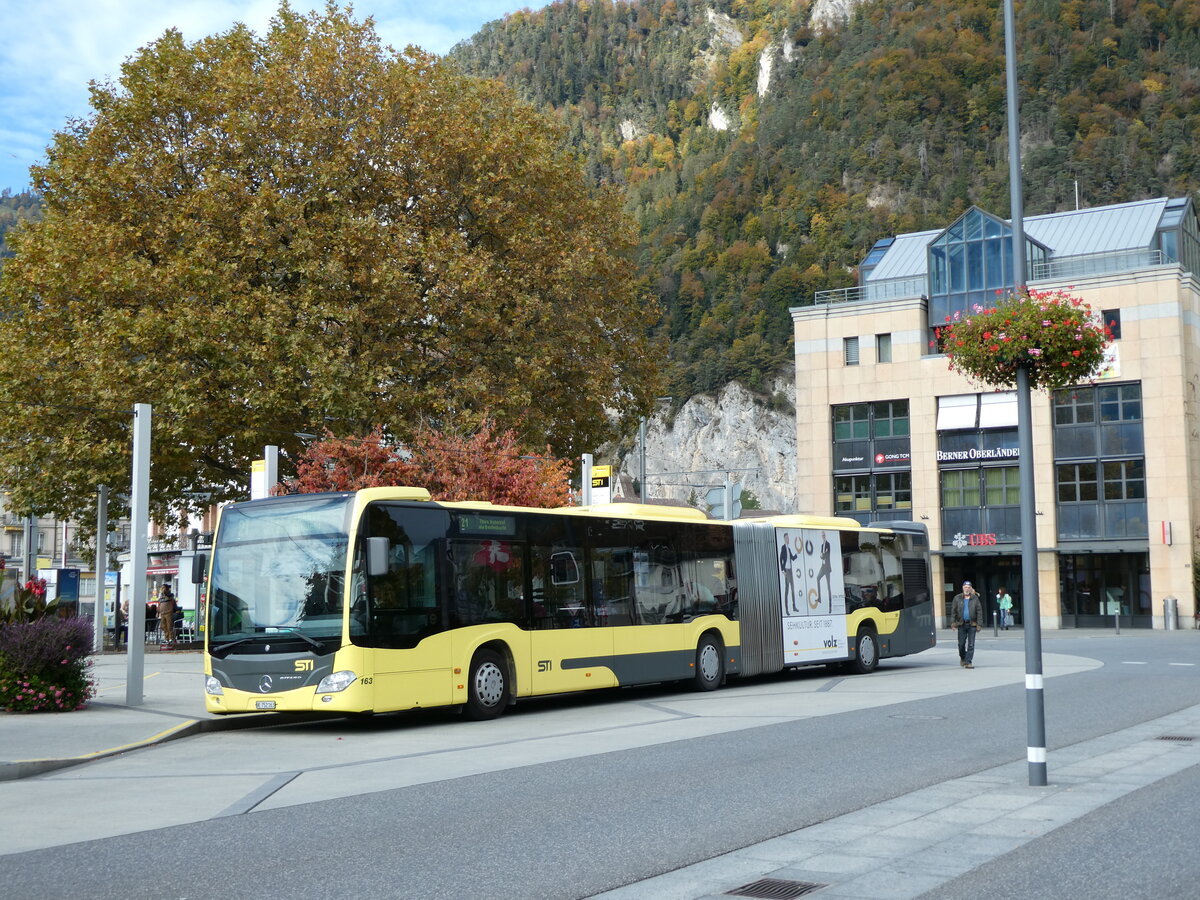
left=259, top=675, right=273, bottom=693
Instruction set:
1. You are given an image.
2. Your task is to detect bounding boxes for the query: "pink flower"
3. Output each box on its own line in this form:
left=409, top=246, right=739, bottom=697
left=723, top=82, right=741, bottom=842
left=1028, top=348, right=1043, bottom=357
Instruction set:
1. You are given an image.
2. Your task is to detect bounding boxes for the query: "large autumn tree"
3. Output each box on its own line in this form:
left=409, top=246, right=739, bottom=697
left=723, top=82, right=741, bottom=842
left=0, top=2, right=660, bottom=529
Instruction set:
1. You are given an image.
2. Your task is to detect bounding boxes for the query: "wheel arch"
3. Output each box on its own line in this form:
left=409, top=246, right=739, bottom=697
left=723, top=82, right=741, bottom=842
left=472, top=638, right=517, bottom=704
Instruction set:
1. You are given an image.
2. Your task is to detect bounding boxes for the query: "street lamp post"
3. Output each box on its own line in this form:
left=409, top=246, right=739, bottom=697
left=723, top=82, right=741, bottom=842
left=1005, top=0, right=1048, bottom=787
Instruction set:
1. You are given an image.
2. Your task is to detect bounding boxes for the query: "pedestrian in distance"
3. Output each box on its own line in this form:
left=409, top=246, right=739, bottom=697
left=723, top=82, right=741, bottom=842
left=158, top=584, right=177, bottom=645
left=951, top=581, right=983, bottom=668
left=997, top=586, right=1014, bottom=630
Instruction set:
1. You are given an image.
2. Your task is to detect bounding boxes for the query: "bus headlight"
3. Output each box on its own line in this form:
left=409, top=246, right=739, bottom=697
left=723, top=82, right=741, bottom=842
left=205, top=676, right=224, bottom=696
left=316, top=670, right=357, bottom=693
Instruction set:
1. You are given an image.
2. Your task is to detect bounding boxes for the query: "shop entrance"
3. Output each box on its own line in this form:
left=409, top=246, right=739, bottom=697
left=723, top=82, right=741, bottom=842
left=941, top=555, right=1024, bottom=629
left=1058, top=552, right=1151, bottom=629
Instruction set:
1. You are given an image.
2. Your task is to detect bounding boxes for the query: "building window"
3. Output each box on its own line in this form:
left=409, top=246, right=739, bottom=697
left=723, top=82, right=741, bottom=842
left=1101, top=309, right=1121, bottom=340
left=1053, top=389, right=1097, bottom=426
left=835, top=475, right=872, bottom=512
left=876, top=333, right=892, bottom=363
left=1098, top=383, right=1140, bottom=422
left=873, top=472, right=912, bottom=511
left=1057, top=463, right=1099, bottom=502
left=984, top=467, right=1021, bottom=505
left=1102, top=459, right=1145, bottom=500
left=835, top=472, right=911, bottom=516
left=927, top=207, right=1047, bottom=341
left=844, top=336, right=860, bottom=366
left=833, top=404, right=870, bottom=441
left=941, top=470, right=981, bottom=508
left=871, top=400, right=909, bottom=438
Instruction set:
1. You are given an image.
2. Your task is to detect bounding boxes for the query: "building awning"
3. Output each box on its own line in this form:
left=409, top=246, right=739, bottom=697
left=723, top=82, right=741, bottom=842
left=146, top=565, right=178, bottom=575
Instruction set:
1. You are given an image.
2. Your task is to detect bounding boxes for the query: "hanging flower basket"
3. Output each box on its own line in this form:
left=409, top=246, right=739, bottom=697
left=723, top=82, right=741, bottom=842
left=934, top=288, right=1112, bottom=391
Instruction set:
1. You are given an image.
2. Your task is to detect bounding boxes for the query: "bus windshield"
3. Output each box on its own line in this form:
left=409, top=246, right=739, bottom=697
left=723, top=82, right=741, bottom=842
left=208, top=494, right=352, bottom=647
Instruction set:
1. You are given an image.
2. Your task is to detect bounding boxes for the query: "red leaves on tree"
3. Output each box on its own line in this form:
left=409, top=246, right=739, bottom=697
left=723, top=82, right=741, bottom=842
left=282, top=421, right=572, bottom=508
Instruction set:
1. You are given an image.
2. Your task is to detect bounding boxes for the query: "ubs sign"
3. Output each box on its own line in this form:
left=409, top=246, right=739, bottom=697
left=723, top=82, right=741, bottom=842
left=951, top=532, right=999, bottom=548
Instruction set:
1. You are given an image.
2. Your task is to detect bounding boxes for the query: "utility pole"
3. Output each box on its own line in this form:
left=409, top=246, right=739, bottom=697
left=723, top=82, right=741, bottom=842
left=21, top=514, right=35, bottom=583
left=126, top=404, right=151, bottom=706
left=1005, top=0, right=1047, bottom=788
left=93, top=486, right=108, bottom=654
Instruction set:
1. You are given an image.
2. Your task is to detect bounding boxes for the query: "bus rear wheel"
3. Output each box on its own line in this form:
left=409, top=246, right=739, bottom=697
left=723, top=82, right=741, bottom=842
left=692, top=634, right=724, bottom=691
left=850, top=628, right=879, bottom=675
left=464, top=649, right=510, bottom=720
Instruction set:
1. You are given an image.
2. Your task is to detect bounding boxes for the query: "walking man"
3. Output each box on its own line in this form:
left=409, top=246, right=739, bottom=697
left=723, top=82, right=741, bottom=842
left=951, top=581, right=983, bottom=668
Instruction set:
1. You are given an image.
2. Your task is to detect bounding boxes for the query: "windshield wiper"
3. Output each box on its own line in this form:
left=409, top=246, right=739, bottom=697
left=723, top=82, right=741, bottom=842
left=210, top=636, right=264, bottom=654
left=211, top=629, right=327, bottom=655
left=273, top=628, right=325, bottom=652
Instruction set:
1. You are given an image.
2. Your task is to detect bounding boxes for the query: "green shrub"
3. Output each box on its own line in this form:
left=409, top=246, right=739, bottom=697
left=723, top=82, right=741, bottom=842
left=0, top=618, right=95, bottom=712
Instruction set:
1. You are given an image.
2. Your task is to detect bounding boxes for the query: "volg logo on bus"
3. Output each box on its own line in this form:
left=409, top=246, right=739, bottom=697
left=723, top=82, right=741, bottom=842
left=294, top=659, right=314, bottom=672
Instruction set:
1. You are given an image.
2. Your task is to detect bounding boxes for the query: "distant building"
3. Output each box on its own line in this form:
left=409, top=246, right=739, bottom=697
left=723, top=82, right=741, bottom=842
left=792, top=197, right=1200, bottom=630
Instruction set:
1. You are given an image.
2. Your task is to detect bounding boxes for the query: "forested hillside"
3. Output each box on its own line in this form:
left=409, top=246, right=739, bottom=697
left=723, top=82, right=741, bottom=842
left=449, top=0, right=1200, bottom=399
left=0, top=191, right=41, bottom=259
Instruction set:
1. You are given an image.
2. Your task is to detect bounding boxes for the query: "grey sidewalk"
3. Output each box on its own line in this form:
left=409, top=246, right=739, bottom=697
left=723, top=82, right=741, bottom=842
left=0, top=648, right=273, bottom=780
left=590, top=703, right=1200, bottom=899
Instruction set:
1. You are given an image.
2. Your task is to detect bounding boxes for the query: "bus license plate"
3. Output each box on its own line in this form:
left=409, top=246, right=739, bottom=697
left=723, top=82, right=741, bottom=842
left=255, top=700, right=276, bottom=710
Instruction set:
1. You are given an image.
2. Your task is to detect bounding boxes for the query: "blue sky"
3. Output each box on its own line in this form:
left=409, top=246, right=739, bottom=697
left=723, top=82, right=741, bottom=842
left=0, top=1, right=529, bottom=192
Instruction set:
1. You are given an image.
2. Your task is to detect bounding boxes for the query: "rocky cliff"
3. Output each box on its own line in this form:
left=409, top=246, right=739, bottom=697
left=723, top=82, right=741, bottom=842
left=612, top=376, right=798, bottom=515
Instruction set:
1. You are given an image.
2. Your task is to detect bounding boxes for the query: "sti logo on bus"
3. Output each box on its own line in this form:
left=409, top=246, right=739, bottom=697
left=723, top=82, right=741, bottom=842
left=294, top=659, right=314, bottom=672
left=538, top=660, right=553, bottom=672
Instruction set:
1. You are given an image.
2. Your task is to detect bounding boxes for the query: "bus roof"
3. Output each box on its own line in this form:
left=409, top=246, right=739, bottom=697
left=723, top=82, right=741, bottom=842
left=564, top=502, right=711, bottom=522
left=756, top=514, right=869, bottom=529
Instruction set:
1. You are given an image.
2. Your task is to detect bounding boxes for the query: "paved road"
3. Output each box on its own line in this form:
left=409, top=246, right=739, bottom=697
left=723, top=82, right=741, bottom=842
left=1, top=631, right=1198, bottom=899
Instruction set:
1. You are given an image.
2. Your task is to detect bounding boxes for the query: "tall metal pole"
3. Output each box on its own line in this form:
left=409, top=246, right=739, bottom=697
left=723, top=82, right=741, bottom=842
left=126, top=403, right=151, bottom=706
left=93, top=486, right=108, bottom=654
left=264, top=444, right=279, bottom=495
left=639, top=418, right=647, bottom=502
left=1005, top=0, right=1047, bottom=787
left=1005, top=0, right=1026, bottom=288
left=581, top=453, right=593, bottom=506
left=21, top=514, right=34, bottom=583
left=1016, top=366, right=1047, bottom=786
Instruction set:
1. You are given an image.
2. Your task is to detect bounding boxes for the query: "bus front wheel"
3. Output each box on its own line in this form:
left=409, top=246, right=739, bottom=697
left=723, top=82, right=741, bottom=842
left=692, top=634, right=724, bottom=691
left=851, top=628, right=879, bottom=675
left=464, top=649, right=510, bottom=720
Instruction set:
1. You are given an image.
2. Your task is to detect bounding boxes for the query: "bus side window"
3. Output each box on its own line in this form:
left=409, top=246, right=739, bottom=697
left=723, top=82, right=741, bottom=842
left=530, top=546, right=586, bottom=628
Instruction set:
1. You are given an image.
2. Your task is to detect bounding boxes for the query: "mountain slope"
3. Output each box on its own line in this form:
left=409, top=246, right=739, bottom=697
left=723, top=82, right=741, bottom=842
left=449, top=0, right=1200, bottom=399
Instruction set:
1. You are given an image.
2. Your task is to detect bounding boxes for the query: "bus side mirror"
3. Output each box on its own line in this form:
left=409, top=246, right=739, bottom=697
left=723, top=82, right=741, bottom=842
left=366, top=537, right=390, bottom=577
left=191, top=552, right=208, bottom=584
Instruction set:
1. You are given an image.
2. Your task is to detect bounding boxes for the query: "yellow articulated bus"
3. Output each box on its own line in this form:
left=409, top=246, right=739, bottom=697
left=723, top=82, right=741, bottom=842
left=196, top=488, right=934, bottom=719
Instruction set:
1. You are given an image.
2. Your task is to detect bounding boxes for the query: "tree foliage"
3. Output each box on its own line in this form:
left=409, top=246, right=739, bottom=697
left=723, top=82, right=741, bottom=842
left=0, top=2, right=659, bottom=532
left=282, top=421, right=573, bottom=508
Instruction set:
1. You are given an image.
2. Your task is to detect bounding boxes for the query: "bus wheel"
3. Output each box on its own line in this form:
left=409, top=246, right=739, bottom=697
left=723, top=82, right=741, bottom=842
left=851, top=628, right=879, bottom=675
left=465, top=649, right=509, bottom=720
left=692, top=634, right=724, bottom=691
